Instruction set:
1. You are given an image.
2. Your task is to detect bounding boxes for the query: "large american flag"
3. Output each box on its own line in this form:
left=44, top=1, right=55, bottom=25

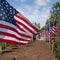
left=0, top=0, right=39, bottom=44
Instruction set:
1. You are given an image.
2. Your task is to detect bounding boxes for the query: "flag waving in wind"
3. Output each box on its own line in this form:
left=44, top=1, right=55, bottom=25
left=49, top=21, right=59, bottom=43
left=0, top=0, right=39, bottom=44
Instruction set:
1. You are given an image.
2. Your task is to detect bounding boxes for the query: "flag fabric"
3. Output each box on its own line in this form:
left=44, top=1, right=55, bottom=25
left=36, top=33, right=41, bottom=39
left=49, top=21, right=58, bottom=43
left=36, top=30, right=47, bottom=40
left=40, top=30, right=46, bottom=37
left=0, top=0, right=39, bottom=44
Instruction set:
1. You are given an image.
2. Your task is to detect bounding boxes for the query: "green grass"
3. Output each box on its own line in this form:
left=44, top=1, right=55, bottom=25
left=54, top=33, right=60, bottom=60
left=0, top=43, right=18, bottom=50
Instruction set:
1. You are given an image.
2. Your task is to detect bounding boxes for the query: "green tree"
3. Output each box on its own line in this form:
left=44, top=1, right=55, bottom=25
left=45, top=1, right=60, bottom=60
left=34, top=22, right=40, bottom=29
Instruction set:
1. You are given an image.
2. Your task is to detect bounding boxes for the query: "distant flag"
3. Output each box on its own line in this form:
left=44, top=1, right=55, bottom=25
left=36, top=33, right=41, bottom=39
left=0, top=0, right=39, bottom=44
left=40, top=30, right=46, bottom=37
left=49, top=21, right=59, bottom=43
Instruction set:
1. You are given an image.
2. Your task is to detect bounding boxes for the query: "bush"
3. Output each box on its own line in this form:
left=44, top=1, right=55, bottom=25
left=54, top=33, right=60, bottom=60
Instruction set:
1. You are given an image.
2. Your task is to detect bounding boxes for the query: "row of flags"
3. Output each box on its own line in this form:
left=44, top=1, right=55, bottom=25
left=36, top=20, right=59, bottom=41
left=0, top=0, right=39, bottom=45
left=0, top=0, right=59, bottom=45
left=36, top=30, right=47, bottom=40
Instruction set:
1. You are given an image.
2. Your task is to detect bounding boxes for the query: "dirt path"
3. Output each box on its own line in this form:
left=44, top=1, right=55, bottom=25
left=0, top=41, right=57, bottom=60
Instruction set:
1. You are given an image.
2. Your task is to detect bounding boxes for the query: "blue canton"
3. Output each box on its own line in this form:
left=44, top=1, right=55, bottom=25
left=0, top=0, right=18, bottom=25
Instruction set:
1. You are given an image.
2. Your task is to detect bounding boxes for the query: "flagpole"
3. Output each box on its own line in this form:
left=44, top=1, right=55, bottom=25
left=51, top=10, right=56, bottom=52
left=52, top=11, right=56, bottom=52
left=48, top=20, right=51, bottom=49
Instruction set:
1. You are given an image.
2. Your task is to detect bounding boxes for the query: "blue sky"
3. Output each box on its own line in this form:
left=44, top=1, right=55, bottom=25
left=7, top=0, right=60, bottom=27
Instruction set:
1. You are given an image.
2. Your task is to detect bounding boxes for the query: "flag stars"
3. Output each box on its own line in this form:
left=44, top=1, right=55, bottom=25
left=1, top=8, right=3, bottom=11
left=10, top=7, right=12, bottom=10
left=5, top=16, right=7, bottom=18
left=13, top=10, right=16, bottom=14
left=10, top=10, right=13, bottom=14
left=0, top=5, right=1, bottom=7
left=2, top=3, right=4, bottom=5
left=7, top=14, right=10, bottom=17
left=0, top=0, right=17, bottom=26
left=5, top=1, right=8, bottom=4
left=3, top=12, right=5, bottom=14
left=7, top=19, right=9, bottom=21
left=2, top=1, right=5, bottom=4
left=3, top=7, right=6, bottom=9
left=0, top=13, right=2, bottom=16
left=2, top=17, right=5, bottom=20
left=6, top=5, right=9, bottom=7
left=9, top=16, right=11, bottom=19
left=7, top=7, right=9, bottom=10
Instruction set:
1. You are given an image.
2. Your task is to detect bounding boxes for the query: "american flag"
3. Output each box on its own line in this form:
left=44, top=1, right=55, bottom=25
left=36, top=30, right=47, bottom=40
left=36, top=34, right=41, bottom=39
left=0, top=0, right=39, bottom=44
left=49, top=21, right=58, bottom=43
left=40, top=30, right=46, bottom=37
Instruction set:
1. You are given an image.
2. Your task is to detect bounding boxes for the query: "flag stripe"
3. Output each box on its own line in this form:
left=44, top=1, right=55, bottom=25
left=0, top=21, right=32, bottom=38
left=0, top=24, right=31, bottom=38
left=0, top=28, right=30, bottom=40
left=16, top=19, right=36, bottom=34
left=14, top=15, right=37, bottom=34
left=16, top=24, right=26, bottom=32
left=17, top=23, right=33, bottom=35
left=0, top=39, right=28, bottom=45
left=16, top=13, right=39, bottom=31
left=0, top=0, right=39, bottom=44
left=0, top=35, right=29, bottom=43
left=0, top=31, right=30, bottom=42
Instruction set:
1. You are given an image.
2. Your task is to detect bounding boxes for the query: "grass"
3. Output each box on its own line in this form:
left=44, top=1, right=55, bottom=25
left=54, top=33, right=60, bottom=60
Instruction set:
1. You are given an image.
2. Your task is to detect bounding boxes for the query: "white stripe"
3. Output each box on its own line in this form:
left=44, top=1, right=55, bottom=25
left=0, top=20, right=31, bottom=36
left=14, top=16, right=37, bottom=34
left=17, top=13, right=39, bottom=30
left=0, top=28, right=30, bottom=40
left=52, top=28, right=56, bottom=32
left=17, top=23, right=33, bottom=36
left=0, top=35, right=28, bottom=43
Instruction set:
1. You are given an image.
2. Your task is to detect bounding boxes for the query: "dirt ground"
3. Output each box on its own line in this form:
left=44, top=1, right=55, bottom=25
left=0, top=40, right=58, bottom=60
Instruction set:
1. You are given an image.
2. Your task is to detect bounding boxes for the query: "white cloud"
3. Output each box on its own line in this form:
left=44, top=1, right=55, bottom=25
left=34, top=0, right=51, bottom=6
left=24, top=5, right=33, bottom=12
left=20, top=0, right=26, bottom=2
left=16, top=4, right=50, bottom=27
left=40, top=8, right=50, bottom=18
left=33, top=9, right=40, bottom=15
left=15, top=0, right=26, bottom=2
left=28, top=8, right=50, bottom=27
left=39, top=8, right=50, bottom=27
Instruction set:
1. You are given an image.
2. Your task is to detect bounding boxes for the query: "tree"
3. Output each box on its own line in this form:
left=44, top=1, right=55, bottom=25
left=34, top=22, right=40, bottom=29
left=45, top=2, right=60, bottom=59
left=45, top=1, right=60, bottom=28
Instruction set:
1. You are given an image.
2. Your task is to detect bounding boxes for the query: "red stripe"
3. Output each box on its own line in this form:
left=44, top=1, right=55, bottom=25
left=52, top=27, right=58, bottom=32
left=52, top=28, right=57, bottom=32
left=16, top=23, right=26, bottom=32
left=15, top=14, right=38, bottom=31
left=0, top=31, right=30, bottom=42
left=0, top=24, right=31, bottom=38
left=0, top=39, right=27, bottom=45
left=50, top=28, right=57, bottom=36
left=16, top=20, right=35, bottom=34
